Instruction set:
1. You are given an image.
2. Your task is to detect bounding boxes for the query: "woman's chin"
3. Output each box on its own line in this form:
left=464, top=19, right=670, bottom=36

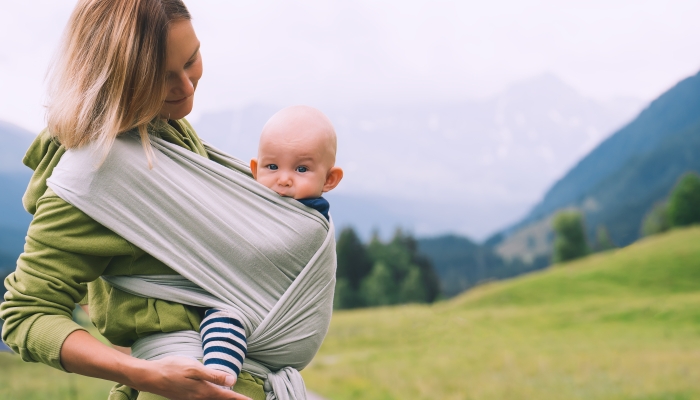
left=160, top=101, right=193, bottom=121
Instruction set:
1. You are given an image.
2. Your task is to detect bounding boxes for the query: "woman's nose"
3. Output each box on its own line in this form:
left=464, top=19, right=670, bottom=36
left=170, top=72, right=195, bottom=97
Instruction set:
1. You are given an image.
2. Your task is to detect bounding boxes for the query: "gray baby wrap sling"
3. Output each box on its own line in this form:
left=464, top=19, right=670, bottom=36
left=46, top=132, right=336, bottom=400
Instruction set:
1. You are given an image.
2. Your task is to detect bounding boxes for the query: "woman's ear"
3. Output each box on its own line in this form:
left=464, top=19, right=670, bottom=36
left=250, top=158, right=258, bottom=180
left=322, top=167, right=343, bottom=192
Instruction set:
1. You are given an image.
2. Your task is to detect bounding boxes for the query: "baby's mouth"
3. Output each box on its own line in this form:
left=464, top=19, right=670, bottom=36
left=274, top=189, right=293, bottom=197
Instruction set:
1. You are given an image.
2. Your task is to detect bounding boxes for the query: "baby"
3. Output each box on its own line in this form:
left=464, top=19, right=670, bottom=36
left=250, top=105, right=343, bottom=219
left=199, top=105, right=343, bottom=383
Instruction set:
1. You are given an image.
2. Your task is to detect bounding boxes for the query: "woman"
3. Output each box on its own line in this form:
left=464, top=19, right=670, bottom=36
left=0, top=1, right=263, bottom=399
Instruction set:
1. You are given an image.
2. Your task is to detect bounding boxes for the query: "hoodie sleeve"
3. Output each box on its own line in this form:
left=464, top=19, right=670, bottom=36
left=1, top=123, right=207, bottom=371
left=0, top=130, right=133, bottom=370
left=0, top=190, right=139, bottom=370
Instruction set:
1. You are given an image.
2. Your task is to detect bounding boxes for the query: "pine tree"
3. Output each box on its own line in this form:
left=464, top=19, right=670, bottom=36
left=333, top=278, right=361, bottom=309
left=399, top=267, right=428, bottom=303
left=641, top=202, right=670, bottom=236
left=358, top=228, right=441, bottom=307
left=360, top=262, right=397, bottom=306
left=412, top=253, right=441, bottom=302
left=594, top=225, right=616, bottom=251
left=552, top=210, right=589, bottom=263
left=336, top=227, right=373, bottom=290
left=667, top=172, right=700, bottom=227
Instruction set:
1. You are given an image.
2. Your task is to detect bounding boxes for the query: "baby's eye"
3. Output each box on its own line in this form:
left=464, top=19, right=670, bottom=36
left=267, top=164, right=278, bottom=170
left=296, top=166, right=308, bottom=173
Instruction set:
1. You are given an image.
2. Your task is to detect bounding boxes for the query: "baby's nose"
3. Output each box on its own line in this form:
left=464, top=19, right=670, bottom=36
left=278, top=174, right=292, bottom=187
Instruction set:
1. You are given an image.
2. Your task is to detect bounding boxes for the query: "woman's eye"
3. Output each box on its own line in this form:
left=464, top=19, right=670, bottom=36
left=185, top=52, right=199, bottom=69
left=267, top=164, right=278, bottom=170
left=296, top=166, right=308, bottom=173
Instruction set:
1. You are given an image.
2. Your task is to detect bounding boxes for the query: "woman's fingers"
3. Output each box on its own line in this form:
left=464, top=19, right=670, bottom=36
left=187, top=364, right=256, bottom=400
left=186, top=362, right=237, bottom=387
left=155, top=356, right=253, bottom=400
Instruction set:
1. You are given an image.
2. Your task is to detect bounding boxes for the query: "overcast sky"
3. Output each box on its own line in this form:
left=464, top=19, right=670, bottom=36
left=2, top=0, right=700, bottom=132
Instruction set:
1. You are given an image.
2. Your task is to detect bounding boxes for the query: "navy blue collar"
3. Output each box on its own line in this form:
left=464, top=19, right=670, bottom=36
left=297, top=197, right=330, bottom=220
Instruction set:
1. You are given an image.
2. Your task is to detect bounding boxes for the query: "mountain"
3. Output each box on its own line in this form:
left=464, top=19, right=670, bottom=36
left=491, top=70, right=700, bottom=262
left=0, top=121, right=36, bottom=174
left=0, top=122, right=34, bottom=277
left=193, top=74, right=643, bottom=240
left=416, top=234, right=546, bottom=297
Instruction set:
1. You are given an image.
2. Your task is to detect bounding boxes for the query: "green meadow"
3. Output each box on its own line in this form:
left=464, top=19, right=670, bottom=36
left=0, top=307, right=115, bottom=400
left=302, top=227, right=700, bottom=400
left=2, top=227, right=700, bottom=399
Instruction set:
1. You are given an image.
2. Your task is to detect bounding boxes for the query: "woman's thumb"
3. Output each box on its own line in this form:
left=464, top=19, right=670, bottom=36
left=198, top=365, right=237, bottom=387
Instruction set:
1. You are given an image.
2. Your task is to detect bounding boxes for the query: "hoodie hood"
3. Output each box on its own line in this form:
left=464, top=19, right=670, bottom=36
left=21, top=119, right=205, bottom=215
left=22, top=129, right=66, bottom=215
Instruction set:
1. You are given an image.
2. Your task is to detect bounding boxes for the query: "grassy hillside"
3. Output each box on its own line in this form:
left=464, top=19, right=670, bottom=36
left=303, top=227, right=700, bottom=399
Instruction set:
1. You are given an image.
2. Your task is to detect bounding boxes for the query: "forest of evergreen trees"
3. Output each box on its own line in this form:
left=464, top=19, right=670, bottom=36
left=333, top=227, right=441, bottom=309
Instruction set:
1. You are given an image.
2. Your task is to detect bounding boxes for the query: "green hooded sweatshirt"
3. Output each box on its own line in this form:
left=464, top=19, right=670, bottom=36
left=0, top=119, right=265, bottom=400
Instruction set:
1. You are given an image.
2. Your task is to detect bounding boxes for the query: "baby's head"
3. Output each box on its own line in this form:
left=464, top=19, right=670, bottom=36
left=250, top=105, right=343, bottom=199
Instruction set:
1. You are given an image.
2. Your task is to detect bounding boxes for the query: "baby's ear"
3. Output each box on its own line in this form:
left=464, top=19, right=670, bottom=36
left=322, top=167, right=343, bottom=193
left=250, top=158, right=258, bottom=180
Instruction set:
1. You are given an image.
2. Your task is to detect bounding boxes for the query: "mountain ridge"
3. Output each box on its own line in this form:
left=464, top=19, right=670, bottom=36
left=522, top=71, right=700, bottom=226
left=490, top=69, right=700, bottom=262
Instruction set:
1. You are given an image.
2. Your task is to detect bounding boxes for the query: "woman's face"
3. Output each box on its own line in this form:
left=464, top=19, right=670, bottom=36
left=160, top=20, right=203, bottom=120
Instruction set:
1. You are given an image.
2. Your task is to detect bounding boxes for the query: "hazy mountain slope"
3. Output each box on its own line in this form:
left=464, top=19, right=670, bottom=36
left=491, top=70, right=700, bottom=261
left=0, top=121, right=35, bottom=173
left=581, top=120, right=700, bottom=245
left=498, top=118, right=700, bottom=254
left=0, top=123, right=34, bottom=276
left=417, top=234, right=546, bottom=296
left=522, top=70, right=700, bottom=226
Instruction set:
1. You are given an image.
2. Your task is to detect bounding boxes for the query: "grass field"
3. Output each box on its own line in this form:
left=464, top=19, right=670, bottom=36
left=0, top=310, right=115, bottom=400
left=302, top=226, right=700, bottom=399
left=2, top=227, right=699, bottom=399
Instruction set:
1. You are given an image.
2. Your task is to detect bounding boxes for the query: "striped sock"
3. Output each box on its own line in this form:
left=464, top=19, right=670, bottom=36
left=200, top=309, right=247, bottom=378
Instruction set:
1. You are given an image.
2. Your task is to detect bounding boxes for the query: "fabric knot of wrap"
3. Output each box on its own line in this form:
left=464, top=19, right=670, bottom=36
left=47, top=133, right=336, bottom=400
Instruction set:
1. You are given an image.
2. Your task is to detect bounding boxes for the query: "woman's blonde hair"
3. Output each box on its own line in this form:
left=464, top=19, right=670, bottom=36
left=46, top=0, right=191, bottom=161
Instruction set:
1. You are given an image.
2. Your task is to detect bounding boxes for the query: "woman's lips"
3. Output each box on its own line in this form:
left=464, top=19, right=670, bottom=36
left=165, top=96, right=189, bottom=105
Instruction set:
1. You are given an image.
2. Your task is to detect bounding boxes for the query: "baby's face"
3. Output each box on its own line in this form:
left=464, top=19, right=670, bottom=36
left=254, top=136, right=333, bottom=199
left=251, top=106, right=341, bottom=199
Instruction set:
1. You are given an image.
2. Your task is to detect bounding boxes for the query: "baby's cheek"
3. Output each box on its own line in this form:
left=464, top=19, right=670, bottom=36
left=299, top=174, right=327, bottom=197
left=256, top=174, right=276, bottom=189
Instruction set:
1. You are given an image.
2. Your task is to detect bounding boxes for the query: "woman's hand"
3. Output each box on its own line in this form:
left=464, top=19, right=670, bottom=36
left=133, top=356, right=252, bottom=400
left=61, top=330, right=251, bottom=400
